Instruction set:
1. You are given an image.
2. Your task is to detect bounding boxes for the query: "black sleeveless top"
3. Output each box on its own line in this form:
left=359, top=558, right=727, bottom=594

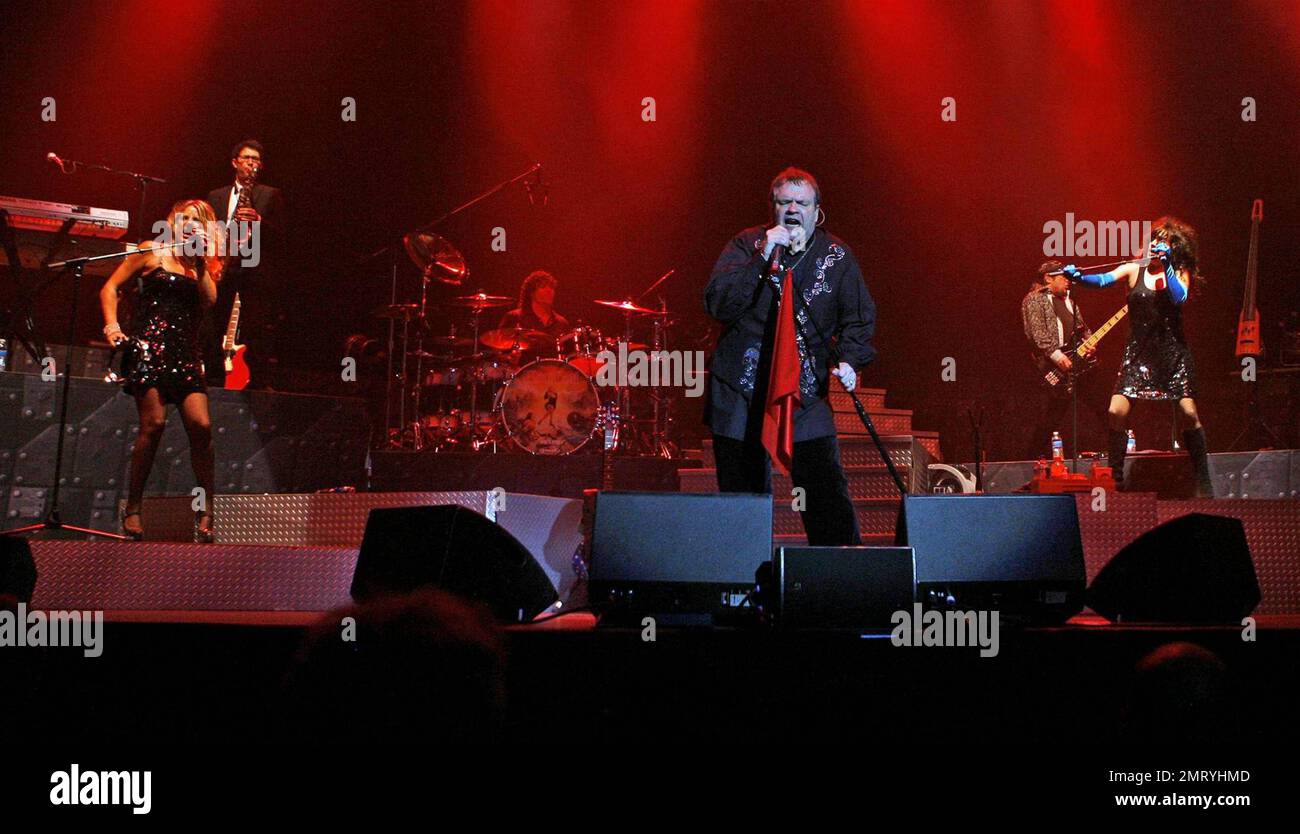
left=1114, top=274, right=1196, bottom=400
left=122, top=267, right=207, bottom=404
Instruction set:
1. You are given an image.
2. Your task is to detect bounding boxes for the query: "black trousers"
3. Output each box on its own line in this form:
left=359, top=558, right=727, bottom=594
left=203, top=269, right=282, bottom=390
left=1021, top=370, right=1112, bottom=461
left=713, top=433, right=861, bottom=546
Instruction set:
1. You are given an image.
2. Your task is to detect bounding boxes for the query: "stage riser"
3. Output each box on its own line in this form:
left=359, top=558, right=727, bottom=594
left=681, top=466, right=908, bottom=501
left=963, top=450, right=1300, bottom=499
left=773, top=501, right=899, bottom=535
left=20, top=495, right=1299, bottom=615
left=828, top=389, right=888, bottom=412
left=695, top=435, right=937, bottom=486
left=29, top=541, right=358, bottom=611
left=833, top=410, right=915, bottom=435
left=370, top=451, right=687, bottom=497
left=137, top=491, right=586, bottom=607
left=0, top=374, right=369, bottom=532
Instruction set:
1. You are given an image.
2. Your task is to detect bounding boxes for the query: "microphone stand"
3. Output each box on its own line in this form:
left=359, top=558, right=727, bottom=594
left=1068, top=290, right=1080, bottom=474
left=0, top=240, right=188, bottom=539
left=766, top=247, right=908, bottom=496
left=49, top=155, right=166, bottom=242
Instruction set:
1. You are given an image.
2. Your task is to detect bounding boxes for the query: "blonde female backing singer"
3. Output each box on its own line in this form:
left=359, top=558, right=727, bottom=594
left=100, top=199, right=223, bottom=540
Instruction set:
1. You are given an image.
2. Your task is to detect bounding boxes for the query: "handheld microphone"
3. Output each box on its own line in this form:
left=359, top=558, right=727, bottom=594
left=46, top=152, right=69, bottom=173
left=769, top=243, right=786, bottom=275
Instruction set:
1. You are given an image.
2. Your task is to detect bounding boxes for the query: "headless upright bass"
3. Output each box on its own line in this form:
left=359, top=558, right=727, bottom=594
left=1235, top=199, right=1263, bottom=360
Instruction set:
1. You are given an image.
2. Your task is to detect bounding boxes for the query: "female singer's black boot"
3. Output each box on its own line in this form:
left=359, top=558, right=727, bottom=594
left=1107, top=430, right=1128, bottom=489
left=1183, top=427, right=1214, bottom=498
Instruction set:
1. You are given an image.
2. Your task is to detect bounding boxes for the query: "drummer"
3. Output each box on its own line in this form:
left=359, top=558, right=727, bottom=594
left=497, top=270, right=571, bottom=338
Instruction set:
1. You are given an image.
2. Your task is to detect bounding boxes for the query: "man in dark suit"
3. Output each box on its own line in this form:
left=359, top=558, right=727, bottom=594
left=204, top=139, right=284, bottom=389
left=704, top=167, right=876, bottom=546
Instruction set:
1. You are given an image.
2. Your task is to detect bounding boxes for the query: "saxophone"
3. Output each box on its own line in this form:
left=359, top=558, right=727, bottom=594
left=234, top=165, right=259, bottom=247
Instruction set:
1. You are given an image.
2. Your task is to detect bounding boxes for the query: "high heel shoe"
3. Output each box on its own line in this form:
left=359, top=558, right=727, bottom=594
left=195, top=510, right=214, bottom=544
left=121, top=506, right=144, bottom=541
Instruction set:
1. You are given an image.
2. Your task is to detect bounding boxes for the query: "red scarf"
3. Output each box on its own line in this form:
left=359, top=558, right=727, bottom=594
left=761, top=269, right=801, bottom=475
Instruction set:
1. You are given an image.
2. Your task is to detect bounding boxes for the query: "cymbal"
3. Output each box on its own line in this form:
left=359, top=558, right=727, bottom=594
left=448, top=292, right=513, bottom=310
left=480, top=327, right=553, bottom=352
left=593, top=298, right=660, bottom=316
left=407, top=349, right=455, bottom=361
left=403, top=231, right=468, bottom=286
left=371, top=303, right=424, bottom=321
left=428, top=335, right=474, bottom=349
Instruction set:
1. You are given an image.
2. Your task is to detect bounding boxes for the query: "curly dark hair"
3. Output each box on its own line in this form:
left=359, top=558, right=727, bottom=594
left=519, top=270, right=557, bottom=309
left=1150, top=216, right=1202, bottom=285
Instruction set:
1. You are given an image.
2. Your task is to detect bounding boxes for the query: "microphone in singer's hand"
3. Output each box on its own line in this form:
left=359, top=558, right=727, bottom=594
left=769, top=243, right=785, bottom=275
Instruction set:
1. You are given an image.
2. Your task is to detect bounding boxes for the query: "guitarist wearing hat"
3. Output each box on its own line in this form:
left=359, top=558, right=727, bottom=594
left=1020, top=259, right=1100, bottom=460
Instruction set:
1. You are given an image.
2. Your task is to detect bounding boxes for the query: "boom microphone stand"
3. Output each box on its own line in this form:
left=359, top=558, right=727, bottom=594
left=1, top=241, right=189, bottom=539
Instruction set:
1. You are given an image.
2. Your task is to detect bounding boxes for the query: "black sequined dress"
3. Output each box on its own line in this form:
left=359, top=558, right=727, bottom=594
left=1113, top=275, right=1196, bottom=400
left=122, top=267, right=207, bottom=404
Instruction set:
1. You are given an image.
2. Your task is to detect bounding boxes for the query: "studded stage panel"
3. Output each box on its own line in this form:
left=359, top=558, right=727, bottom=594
left=139, top=490, right=585, bottom=607
left=1155, top=499, right=1300, bottom=617
left=0, top=372, right=369, bottom=534
left=28, top=540, right=358, bottom=612
left=964, top=450, right=1300, bottom=499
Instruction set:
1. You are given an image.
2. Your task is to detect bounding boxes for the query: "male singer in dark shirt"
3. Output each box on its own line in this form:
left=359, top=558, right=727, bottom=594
left=704, top=167, right=876, bottom=546
left=205, top=139, right=284, bottom=389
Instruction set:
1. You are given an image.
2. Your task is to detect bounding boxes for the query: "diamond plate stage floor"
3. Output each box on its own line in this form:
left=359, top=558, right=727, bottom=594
left=25, top=491, right=1300, bottom=616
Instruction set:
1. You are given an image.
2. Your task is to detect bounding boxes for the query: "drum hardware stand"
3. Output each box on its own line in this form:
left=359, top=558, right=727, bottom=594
left=638, top=270, right=675, bottom=457
left=359, top=163, right=540, bottom=450
left=467, top=306, right=486, bottom=444
left=382, top=251, right=399, bottom=448
left=1228, top=371, right=1283, bottom=451
left=967, top=406, right=985, bottom=492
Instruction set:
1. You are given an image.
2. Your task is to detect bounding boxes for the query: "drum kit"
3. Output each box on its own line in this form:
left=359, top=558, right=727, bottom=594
left=376, top=234, right=684, bottom=457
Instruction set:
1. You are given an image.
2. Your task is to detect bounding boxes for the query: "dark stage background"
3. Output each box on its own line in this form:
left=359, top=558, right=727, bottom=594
left=2, top=0, right=1297, bottom=460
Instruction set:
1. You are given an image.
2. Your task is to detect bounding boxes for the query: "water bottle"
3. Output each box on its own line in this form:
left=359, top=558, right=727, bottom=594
left=1126, top=430, right=1136, bottom=454
left=1051, top=431, right=1064, bottom=462
left=0, top=337, right=8, bottom=372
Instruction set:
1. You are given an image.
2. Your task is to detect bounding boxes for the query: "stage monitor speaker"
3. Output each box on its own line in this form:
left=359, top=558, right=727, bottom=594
left=772, top=546, right=915, bottom=630
left=1123, top=453, right=1197, bottom=498
left=895, top=494, right=1085, bottom=623
left=350, top=506, right=557, bottom=623
left=589, top=491, right=772, bottom=626
left=1087, top=513, right=1259, bottom=623
left=0, top=535, right=38, bottom=604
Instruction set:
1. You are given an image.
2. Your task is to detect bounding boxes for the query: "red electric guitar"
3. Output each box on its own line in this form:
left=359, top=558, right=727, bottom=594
left=222, top=293, right=250, bottom=390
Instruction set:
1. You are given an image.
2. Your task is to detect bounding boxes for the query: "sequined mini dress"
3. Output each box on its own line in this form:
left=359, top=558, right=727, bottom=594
left=1113, top=274, right=1196, bottom=400
left=122, top=267, right=207, bottom=404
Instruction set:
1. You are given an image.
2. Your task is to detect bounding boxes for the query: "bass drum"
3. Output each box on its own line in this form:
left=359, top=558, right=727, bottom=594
left=497, top=359, right=599, bottom=454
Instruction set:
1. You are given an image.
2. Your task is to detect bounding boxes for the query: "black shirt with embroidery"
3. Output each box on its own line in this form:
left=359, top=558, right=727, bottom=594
left=704, top=225, right=876, bottom=442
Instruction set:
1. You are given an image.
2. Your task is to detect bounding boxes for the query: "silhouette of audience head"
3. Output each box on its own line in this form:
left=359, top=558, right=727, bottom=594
left=282, top=588, right=507, bottom=743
